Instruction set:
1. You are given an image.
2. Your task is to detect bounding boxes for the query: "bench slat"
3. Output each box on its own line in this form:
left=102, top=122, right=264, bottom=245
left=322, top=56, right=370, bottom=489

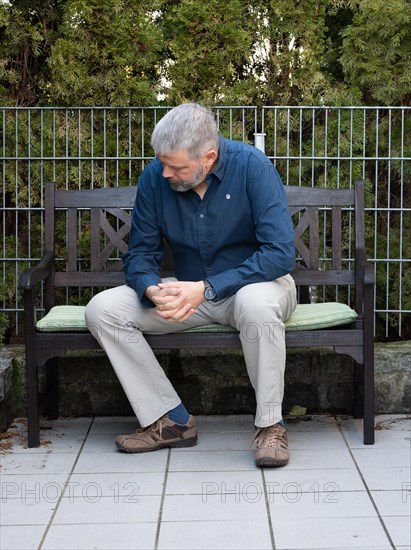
left=54, top=272, right=126, bottom=286
left=55, top=186, right=137, bottom=208
left=291, top=270, right=355, bottom=285
left=285, top=186, right=355, bottom=206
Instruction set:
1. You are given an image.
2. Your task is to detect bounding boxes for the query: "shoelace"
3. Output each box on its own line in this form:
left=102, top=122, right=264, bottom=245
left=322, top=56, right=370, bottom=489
left=253, top=425, right=287, bottom=448
left=135, top=416, right=166, bottom=440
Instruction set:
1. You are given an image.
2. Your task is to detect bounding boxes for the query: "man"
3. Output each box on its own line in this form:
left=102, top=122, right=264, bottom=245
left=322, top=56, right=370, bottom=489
left=85, top=102, right=296, bottom=467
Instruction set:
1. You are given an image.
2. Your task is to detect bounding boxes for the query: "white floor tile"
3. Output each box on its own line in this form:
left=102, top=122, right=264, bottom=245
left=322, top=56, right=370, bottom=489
left=52, top=495, right=162, bottom=524
left=344, top=426, right=411, bottom=448
left=264, top=467, right=365, bottom=493
left=42, top=522, right=157, bottom=549
left=88, top=417, right=138, bottom=435
left=373, top=415, right=411, bottom=430
left=0, top=525, right=46, bottom=550
left=173, top=431, right=254, bottom=452
left=383, top=516, right=411, bottom=548
left=351, top=447, right=411, bottom=469
left=371, top=489, right=411, bottom=517
left=39, top=417, right=93, bottom=434
left=287, top=430, right=347, bottom=450
left=284, top=415, right=339, bottom=432
left=271, top=517, right=391, bottom=549
left=161, top=493, right=267, bottom=522
left=168, top=450, right=256, bottom=472
left=0, top=474, right=70, bottom=507
left=0, top=497, right=57, bottom=526
left=343, top=414, right=410, bottom=429
left=73, top=449, right=168, bottom=473
left=68, top=472, right=165, bottom=496
left=0, top=452, right=77, bottom=475
left=268, top=490, right=377, bottom=520
left=158, top=519, right=272, bottom=550
left=81, top=433, right=122, bottom=453
left=360, top=467, right=410, bottom=491
left=165, top=470, right=263, bottom=496
left=279, top=447, right=355, bottom=469
left=7, top=417, right=92, bottom=434
left=7, top=437, right=85, bottom=455
left=340, top=415, right=410, bottom=441
left=195, top=415, right=254, bottom=433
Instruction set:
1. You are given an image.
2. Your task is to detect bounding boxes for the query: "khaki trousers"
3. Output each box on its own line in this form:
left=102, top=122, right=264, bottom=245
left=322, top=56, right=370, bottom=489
left=85, top=275, right=296, bottom=428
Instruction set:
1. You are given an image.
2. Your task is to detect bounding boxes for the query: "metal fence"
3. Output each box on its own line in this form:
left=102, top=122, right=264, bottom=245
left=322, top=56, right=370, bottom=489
left=1, top=106, right=410, bottom=339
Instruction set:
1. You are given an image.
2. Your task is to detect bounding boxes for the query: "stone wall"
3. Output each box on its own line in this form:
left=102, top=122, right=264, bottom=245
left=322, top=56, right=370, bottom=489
left=0, top=341, right=410, bottom=429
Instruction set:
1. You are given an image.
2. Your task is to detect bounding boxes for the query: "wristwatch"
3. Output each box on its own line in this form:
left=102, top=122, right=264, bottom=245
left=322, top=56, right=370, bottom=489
left=203, top=280, right=217, bottom=301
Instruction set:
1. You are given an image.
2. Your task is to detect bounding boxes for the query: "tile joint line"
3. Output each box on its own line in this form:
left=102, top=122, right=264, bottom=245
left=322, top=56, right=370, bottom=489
left=261, top=467, right=277, bottom=550
left=336, top=415, right=396, bottom=550
left=37, top=416, right=96, bottom=550
left=154, top=448, right=172, bottom=550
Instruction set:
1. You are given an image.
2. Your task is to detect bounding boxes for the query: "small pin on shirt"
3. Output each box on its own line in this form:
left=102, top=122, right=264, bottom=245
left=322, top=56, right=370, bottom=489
left=226, top=194, right=231, bottom=199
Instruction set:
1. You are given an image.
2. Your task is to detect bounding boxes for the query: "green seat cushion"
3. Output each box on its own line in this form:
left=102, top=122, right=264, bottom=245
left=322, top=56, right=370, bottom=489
left=285, top=302, right=357, bottom=331
left=184, top=302, right=357, bottom=332
left=36, top=305, right=88, bottom=332
left=36, top=302, right=357, bottom=333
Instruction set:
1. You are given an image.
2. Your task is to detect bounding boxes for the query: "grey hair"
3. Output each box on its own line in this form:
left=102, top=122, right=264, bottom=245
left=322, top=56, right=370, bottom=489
left=151, top=103, right=219, bottom=160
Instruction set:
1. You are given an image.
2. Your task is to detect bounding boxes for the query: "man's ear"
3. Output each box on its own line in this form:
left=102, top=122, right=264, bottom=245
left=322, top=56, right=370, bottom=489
left=204, top=149, right=218, bottom=166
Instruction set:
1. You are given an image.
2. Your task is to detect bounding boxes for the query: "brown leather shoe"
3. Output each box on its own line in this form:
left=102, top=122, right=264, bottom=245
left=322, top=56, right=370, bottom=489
left=115, top=415, right=197, bottom=453
left=254, top=423, right=289, bottom=467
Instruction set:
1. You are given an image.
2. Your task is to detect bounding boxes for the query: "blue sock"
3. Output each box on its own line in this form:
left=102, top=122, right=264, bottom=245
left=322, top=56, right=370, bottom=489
left=167, top=402, right=190, bottom=425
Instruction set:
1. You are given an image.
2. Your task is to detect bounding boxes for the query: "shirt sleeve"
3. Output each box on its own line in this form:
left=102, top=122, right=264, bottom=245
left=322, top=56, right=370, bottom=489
left=122, top=170, right=163, bottom=307
left=206, top=158, right=295, bottom=300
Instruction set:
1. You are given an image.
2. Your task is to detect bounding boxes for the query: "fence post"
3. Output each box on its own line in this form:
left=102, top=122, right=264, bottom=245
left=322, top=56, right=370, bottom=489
left=254, top=133, right=266, bottom=153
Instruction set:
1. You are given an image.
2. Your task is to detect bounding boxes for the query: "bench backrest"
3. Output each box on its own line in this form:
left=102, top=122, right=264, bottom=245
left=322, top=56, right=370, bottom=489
left=44, top=179, right=365, bottom=291
left=46, top=183, right=136, bottom=288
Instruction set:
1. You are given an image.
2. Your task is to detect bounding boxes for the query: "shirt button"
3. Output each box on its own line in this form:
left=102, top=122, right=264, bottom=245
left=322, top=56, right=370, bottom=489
left=199, top=214, right=205, bottom=218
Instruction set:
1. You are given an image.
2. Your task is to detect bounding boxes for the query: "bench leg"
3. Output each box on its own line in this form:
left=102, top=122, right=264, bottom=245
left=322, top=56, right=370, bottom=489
left=46, top=359, right=59, bottom=420
left=363, top=287, right=375, bottom=445
left=363, top=354, right=375, bottom=445
left=353, top=361, right=374, bottom=444
left=353, top=363, right=363, bottom=419
left=26, top=355, right=40, bottom=448
left=24, top=290, right=41, bottom=447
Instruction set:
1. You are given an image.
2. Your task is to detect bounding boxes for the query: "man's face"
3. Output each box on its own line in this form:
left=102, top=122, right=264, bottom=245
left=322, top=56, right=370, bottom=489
left=157, top=150, right=207, bottom=192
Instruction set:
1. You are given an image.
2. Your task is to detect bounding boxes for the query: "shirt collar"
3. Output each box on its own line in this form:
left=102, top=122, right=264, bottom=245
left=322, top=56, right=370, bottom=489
left=208, top=134, right=227, bottom=182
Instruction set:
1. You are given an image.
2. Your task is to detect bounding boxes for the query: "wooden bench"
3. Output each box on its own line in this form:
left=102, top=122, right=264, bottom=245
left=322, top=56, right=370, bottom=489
left=21, top=179, right=375, bottom=447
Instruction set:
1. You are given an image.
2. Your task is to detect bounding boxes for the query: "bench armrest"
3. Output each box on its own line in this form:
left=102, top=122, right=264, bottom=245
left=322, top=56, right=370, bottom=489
left=355, top=259, right=375, bottom=317
left=20, top=251, right=55, bottom=290
left=357, top=259, right=375, bottom=287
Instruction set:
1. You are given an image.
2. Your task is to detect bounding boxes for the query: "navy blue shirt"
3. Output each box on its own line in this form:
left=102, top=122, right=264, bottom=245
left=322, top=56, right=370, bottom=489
left=123, top=136, right=295, bottom=307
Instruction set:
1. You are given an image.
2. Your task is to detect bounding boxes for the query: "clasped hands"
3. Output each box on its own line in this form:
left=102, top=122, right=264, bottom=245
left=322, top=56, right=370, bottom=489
left=145, top=281, right=206, bottom=322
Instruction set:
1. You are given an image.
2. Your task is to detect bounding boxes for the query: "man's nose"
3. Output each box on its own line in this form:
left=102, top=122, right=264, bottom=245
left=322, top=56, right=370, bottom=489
left=162, top=165, right=173, bottom=179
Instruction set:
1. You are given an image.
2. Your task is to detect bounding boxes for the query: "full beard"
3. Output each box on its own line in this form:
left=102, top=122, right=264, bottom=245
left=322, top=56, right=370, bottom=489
left=168, top=163, right=205, bottom=192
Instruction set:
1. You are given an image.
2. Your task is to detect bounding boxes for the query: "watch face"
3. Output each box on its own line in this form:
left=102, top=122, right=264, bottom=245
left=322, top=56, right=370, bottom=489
left=205, top=286, right=217, bottom=300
